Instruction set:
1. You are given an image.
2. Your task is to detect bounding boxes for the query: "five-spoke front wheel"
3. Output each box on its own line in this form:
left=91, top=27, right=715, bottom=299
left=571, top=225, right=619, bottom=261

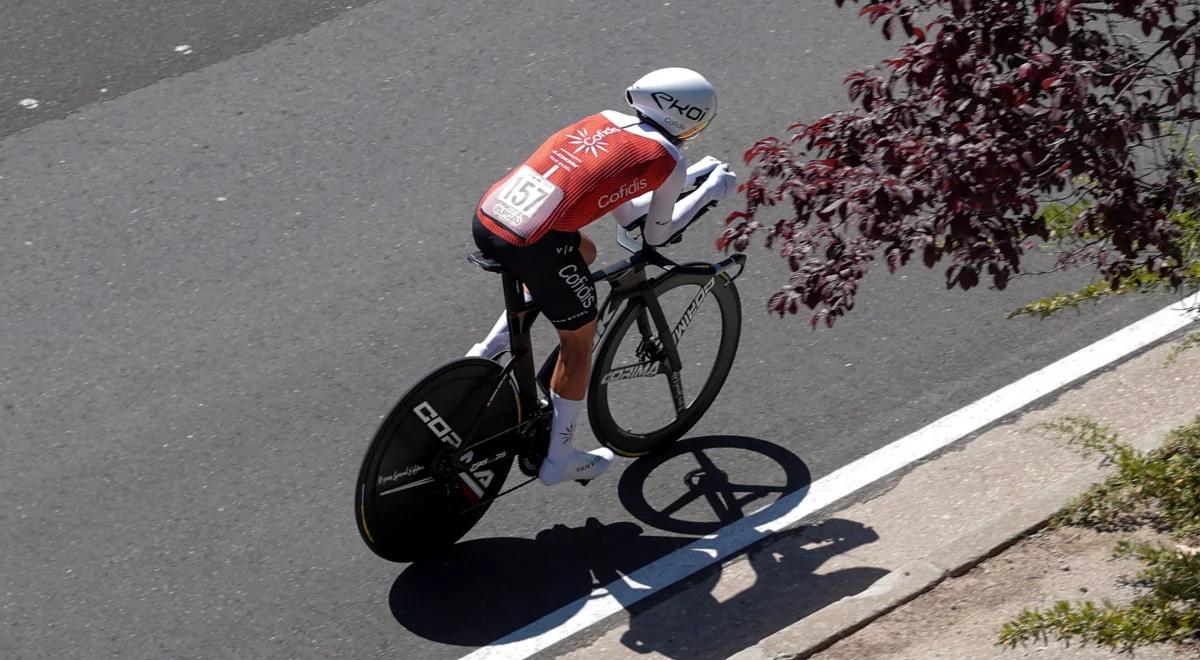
left=588, top=269, right=742, bottom=457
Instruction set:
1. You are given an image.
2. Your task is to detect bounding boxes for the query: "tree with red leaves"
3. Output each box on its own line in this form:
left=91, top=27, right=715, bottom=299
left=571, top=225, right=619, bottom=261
left=721, top=0, right=1200, bottom=326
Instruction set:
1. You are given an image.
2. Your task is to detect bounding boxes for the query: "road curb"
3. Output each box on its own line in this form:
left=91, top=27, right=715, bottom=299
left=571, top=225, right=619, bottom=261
left=730, top=417, right=1193, bottom=660
left=733, top=523, right=1050, bottom=660
left=552, top=336, right=1199, bottom=660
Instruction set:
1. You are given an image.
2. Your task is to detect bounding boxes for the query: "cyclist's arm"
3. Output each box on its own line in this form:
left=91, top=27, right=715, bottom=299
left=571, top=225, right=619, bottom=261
left=684, top=155, right=724, bottom=187
left=609, top=157, right=682, bottom=224
left=610, top=156, right=721, bottom=228
left=610, top=162, right=718, bottom=246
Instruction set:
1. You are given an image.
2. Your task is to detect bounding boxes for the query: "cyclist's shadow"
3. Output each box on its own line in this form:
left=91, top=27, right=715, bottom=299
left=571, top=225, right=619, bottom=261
left=388, top=517, right=689, bottom=646
left=388, top=435, right=884, bottom=654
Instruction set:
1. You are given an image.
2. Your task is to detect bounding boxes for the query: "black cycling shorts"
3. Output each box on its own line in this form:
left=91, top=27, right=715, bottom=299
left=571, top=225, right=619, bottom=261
left=472, top=216, right=598, bottom=331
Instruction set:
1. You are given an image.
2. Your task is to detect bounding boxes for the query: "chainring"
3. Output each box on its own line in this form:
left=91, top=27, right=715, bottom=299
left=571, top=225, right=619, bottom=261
left=517, top=408, right=553, bottom=477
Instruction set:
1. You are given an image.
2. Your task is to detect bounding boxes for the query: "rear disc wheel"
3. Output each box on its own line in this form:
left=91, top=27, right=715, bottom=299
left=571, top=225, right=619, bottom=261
left=355, top=358, right=520, bottom=562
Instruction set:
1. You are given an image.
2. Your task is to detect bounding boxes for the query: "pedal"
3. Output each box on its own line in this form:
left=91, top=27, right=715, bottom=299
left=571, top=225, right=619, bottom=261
left=518, top=454, right=542, bottom=478
left=518, top=440, right=548, bottom=478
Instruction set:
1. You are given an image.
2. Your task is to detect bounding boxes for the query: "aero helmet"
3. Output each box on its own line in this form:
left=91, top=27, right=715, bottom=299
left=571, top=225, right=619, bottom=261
left=625, top=68, right=717, bottom=141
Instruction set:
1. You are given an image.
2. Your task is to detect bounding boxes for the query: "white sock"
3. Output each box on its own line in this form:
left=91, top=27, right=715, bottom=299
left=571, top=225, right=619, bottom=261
left=466, top=292, right=533, bottom=358
left=546, top=391, right=586, bottom=465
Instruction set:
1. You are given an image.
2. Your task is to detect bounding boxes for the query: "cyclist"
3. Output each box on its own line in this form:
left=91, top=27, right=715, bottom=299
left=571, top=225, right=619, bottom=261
left=467, top=68, right=738, bottom=486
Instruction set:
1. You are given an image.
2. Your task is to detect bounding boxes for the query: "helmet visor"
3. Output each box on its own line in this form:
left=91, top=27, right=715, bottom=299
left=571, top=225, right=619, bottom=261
left=675, top=113, right=714, bottom=141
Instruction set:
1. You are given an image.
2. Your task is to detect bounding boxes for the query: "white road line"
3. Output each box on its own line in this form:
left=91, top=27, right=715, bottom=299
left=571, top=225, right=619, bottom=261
left=463, top=292, right=1200, bottom=660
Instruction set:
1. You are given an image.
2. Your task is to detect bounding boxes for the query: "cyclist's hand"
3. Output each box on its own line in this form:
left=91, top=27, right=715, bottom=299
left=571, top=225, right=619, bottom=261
left=688, top=155, right=724, bottom=180
left=700, top=164, right=738, bottom=203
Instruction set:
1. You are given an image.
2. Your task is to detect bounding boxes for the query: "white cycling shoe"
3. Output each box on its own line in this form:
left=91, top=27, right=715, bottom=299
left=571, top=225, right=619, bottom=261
left=538, top=447, right=615, bottom=486
left=467, top=341, right=508, bottom=360
left=466, top=342, right=494, bottom=358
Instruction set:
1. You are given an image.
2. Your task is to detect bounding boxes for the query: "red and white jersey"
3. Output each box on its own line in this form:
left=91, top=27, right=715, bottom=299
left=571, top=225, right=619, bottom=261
left=476, top=110, right=684, bottom=246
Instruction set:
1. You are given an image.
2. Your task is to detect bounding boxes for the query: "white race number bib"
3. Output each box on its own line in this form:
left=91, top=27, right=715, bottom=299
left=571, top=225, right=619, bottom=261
left=482, top=166, right=563, bottom=239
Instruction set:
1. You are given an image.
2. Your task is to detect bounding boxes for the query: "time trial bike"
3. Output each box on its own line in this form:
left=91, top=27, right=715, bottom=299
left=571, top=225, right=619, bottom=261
left=355, top=199, right=746, bottom=562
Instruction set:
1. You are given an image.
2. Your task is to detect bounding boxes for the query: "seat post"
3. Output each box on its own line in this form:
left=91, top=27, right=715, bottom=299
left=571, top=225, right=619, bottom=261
left=499, top=271, right=540, bottom=407
left=499, top=272, right=527, bottom=327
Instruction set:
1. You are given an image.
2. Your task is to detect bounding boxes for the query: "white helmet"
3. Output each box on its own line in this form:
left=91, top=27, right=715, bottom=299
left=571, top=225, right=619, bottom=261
left=625, top=68, right=717, bottom=141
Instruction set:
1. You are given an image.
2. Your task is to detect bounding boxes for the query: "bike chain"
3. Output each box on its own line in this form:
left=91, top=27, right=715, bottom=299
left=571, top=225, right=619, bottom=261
left=426, top=404, right=553, bottom=511
left=462, top=475, right=539, bottom=512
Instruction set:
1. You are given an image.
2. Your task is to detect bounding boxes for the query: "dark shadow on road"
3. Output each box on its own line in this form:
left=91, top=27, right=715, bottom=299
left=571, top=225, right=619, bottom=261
left=618, top=517, right=886, bottom=659
left=618, top=435, right=812, bottom=535
left=388, top=434, right=881, bottom=655
left=611, top=437, right=887, bottom=658
left=388, top=517, right=689, bottom=646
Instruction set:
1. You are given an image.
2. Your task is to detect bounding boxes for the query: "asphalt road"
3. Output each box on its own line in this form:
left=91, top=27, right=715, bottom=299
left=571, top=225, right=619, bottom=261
left=0, top=0, right=378, bottom=139
left=0, top=1, right=1178, bottom=658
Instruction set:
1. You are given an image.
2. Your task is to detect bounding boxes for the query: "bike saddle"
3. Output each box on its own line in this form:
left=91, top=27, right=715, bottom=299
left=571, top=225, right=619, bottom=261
left=467, top=251, right=505, bottom=273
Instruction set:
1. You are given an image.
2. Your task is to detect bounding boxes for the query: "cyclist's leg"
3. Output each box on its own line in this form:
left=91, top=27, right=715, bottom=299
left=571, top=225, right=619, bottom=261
left=465, top=222, right=613, bottom=482
left=505, top=230, right=610, bottom=484
left=537, top=244, right=599, bottom=465
left=549, top=320, right=594, bottom=399
left=468, top=310, right=513, bottom=359
left=541, top=326, right=613, bottom=485
left=540, top=318, right=611, bottom=483
left=578, top=231, right=597, bottom=265
left=467, top=224, right=594, bottom=360
left=546, top=232, right=597, bottom=399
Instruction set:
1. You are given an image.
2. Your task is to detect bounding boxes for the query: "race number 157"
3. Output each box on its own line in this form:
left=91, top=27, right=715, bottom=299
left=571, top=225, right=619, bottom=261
left=499, top=167, right=555, bottom=216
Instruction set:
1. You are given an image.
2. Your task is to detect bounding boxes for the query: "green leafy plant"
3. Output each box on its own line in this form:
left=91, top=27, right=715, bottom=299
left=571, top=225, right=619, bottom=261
left=1009, top=206, right=1200, bottom=320
left=998, top=417, right=1200, bottom=651
left=1048, top=417, right=1200, bottom=539
left=1006, top=162, right=1199, bottom=363
left=998, top=543, right=1200, bottom=651
left=1165, top=331, right=1200, bottom=365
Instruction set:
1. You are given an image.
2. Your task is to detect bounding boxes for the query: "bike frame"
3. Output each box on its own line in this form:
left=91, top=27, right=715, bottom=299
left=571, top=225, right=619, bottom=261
left=457, top=243, right=746, bottom=480
left=442, top=174, right=753, bottom=494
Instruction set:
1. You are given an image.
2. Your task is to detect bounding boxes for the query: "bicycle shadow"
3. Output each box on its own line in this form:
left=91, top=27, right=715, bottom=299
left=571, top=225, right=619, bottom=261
left=618, top=434, right=814, bottom=536
left=388, top=435, right=886, bottom=654
left=611, top=435, right=886, bottom=659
